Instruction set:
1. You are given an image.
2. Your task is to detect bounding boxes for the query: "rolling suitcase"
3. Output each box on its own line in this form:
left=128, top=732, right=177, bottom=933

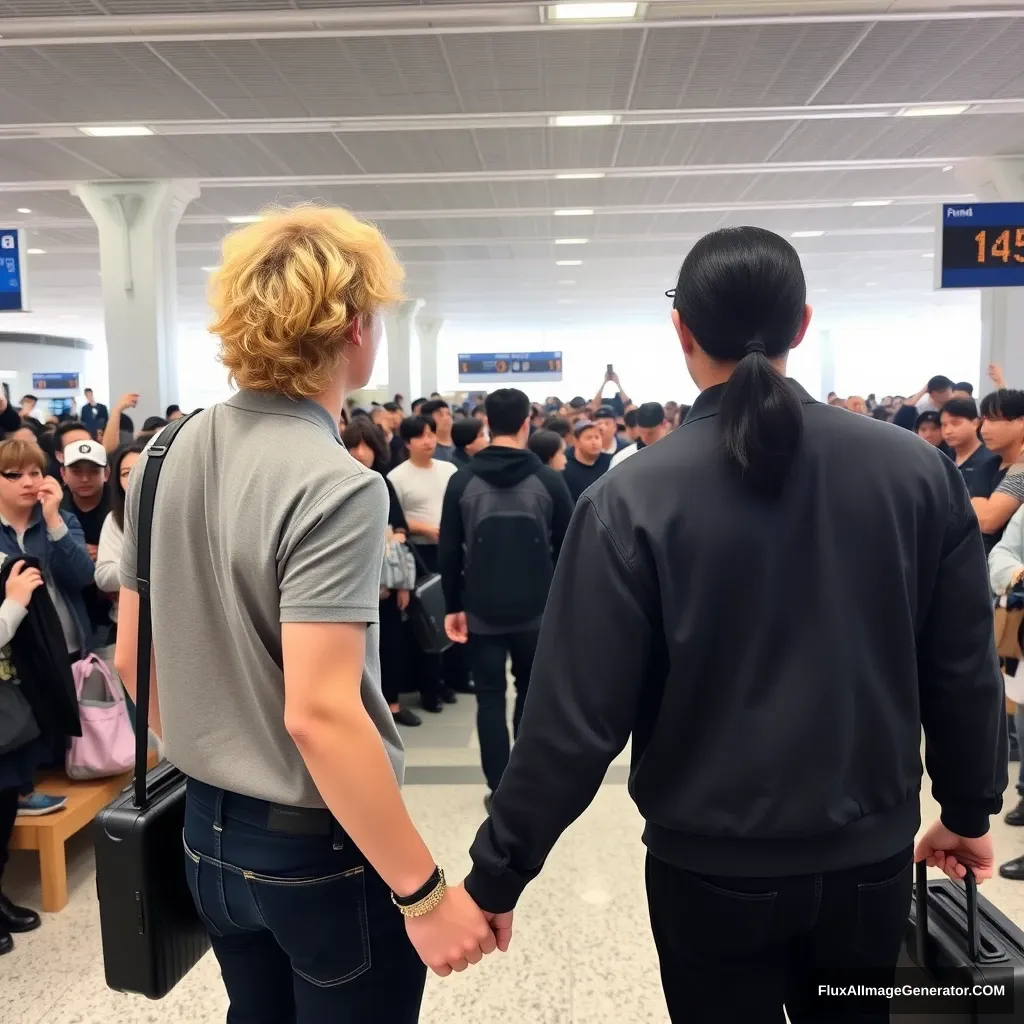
left=93, top=416, right=211, bottom=998
left=892, top=861, right=1024, bottom=1021
left=408, top=545, right=453, bottom=655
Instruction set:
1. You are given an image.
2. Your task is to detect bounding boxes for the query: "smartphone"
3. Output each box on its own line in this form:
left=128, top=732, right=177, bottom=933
left=606, top=363, right=614, bottom=375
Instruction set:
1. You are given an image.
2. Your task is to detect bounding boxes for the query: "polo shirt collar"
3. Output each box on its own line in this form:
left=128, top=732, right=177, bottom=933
left=226, top=390, right=341, bottom=439
left=685, top=379, right=818, bottom=426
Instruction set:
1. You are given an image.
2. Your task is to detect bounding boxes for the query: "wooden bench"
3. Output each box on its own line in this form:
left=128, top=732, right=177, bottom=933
left=10, top=754, right=157, bottom=913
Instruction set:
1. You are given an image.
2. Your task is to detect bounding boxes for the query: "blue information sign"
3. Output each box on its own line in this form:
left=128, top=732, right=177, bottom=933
left=458, top=352, right=562, bottom=384
left=938, top=202, right=1024, bottom=289
left=0, top=228, right=28, bottom=312
left=32, top=372, right=80, bottom=391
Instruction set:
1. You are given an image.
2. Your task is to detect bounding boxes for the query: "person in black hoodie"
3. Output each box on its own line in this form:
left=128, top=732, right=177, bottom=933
left=461, top=227, right=1005, bottom=1022
left=439, top=389, right=572, bottom=807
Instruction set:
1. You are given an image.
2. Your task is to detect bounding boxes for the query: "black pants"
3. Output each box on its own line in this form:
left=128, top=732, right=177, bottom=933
left=378, top=593, right=405, bottom=707
left=0, top=787, right=19, bottom=886
left=469, top=630, right=538, bottom=791
left=184, top=779, right=426, bottom=1024
left=646, top=846, right=914, bottom=1023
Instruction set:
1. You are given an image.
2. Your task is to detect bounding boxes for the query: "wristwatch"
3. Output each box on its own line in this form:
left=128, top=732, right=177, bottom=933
left=391, top=866, right=447, bottom=918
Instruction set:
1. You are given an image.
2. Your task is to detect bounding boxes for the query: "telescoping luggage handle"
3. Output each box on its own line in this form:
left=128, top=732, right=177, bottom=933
left=132, top=415, right=195, bottom=811
left=915, top=860, right=980, bottom=964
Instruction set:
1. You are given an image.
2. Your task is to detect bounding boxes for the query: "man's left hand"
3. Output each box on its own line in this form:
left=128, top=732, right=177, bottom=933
left=445, top=612, right=468, bottom=644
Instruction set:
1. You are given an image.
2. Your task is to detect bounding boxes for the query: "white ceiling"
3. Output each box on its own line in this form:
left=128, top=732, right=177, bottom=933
left=1, top=0, right=1022, bottom=336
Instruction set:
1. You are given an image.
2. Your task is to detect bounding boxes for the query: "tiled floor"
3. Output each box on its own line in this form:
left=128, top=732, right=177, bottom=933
left=3, top=692, right=1023, bottom=1024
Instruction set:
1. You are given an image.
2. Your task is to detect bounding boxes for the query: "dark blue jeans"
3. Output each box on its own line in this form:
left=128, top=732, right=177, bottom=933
left=183, top=779, right=426, bottom=1024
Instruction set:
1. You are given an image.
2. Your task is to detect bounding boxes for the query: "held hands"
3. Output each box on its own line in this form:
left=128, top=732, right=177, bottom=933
left=914, top=820, right=995, bottom=882
left=404, top=883, right=500, bottom=977
left=5, top=560, right=44, bottom=608
left=37, top=477, right=64, bottom=529
left=445, top=612, right=469, bottom=644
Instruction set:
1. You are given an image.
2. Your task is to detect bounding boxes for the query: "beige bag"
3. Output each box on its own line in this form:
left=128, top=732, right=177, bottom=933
left=995, top=606, right=1024, bottom=661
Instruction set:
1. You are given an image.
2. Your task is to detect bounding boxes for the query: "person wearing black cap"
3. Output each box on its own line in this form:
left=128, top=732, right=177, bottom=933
left=591, top=406, right=625, bottom=456
left=610, top=402, right=669, bottom=467
left=462, top=225, right=1005, bottom=1022
left=561, top=419, right=611, bottom=502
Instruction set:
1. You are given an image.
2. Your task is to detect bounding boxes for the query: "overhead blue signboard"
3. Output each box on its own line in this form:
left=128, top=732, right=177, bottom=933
left=458, top=351, right=562, bottom=384
left=0, top=228, right=28, bottom=312
left=32, top=372, right=80, bottom=391
left=938, top=202, right=1024, bottom=289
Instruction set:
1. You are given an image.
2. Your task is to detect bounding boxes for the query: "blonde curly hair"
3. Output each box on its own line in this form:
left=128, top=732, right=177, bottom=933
left=209, top=205, right=405, bottom=399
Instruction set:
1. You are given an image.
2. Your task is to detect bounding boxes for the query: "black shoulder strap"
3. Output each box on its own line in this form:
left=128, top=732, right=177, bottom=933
left=133, top=414, right=195, bottom=809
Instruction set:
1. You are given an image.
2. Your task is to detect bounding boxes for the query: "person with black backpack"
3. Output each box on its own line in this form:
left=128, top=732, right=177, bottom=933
left=439, top=389, right=573, bottom=809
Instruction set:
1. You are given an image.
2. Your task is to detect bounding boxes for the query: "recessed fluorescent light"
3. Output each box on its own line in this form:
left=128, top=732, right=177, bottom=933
left=78, top=124, right=154, bottom=137
left=554, top=208, right=594, bottom=217
left=555, top=238, right=589, bottom=245
left=556, top=260, right=583, bottom=266
left=548, top=3, right=639, bottom=20
left=226, top=215, right=263, bottom=224
left=16, top=207, right=31, bottom=214
left=201, top=266, right=219, bottom=272
left=791, top=230, right=825, bottom=238
left=558, top=279, right=577, bottom=285
left=852, top=199, right=893, bottom=207
left=554, top=172, right=606, bottom=180
left=549, top=113, right=619, bottom=128
left=922, top=253, right=935, bottom=259
left=898, top=104, right=970, bottom=118
left=26, top=248, right=46, bottom=255
left=943, top=165, right=954, bottom=172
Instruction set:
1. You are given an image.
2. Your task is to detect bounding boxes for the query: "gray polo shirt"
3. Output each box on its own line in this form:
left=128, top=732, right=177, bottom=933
left=120, top=390, right=404, bottom=808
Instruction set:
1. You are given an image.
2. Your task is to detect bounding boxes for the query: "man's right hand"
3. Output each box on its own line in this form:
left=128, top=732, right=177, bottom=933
left=445, top=612, right=468, bottom=644
left=404, top=883, right=497, bottom=976
left=116, top=392, right=140, bottom=410
left=915, top=820, right=995, bottom=882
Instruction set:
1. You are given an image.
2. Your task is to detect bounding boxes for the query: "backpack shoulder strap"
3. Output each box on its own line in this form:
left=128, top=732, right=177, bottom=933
left=133, top=413, right=195, bottom=808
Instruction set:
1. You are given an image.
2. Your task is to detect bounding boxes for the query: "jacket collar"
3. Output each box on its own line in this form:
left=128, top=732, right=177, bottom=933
left=225, top=389, right=341, bottom=440
left=685, top=379, right=818, bottom=426
left=0, top=504, right=42, bottom=531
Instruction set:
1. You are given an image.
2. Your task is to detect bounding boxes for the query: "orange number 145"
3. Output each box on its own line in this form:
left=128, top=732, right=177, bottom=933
left=975, top=228, right=1024, bottom=264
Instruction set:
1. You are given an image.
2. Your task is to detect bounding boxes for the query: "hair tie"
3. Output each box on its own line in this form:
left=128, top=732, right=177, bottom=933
left=744, top=338, right=766, bottom=356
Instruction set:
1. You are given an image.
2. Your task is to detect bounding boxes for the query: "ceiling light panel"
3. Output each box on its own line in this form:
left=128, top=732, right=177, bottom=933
left=555, top=173, right=607, bottom=180
left=791, top=230, right=825, bottom=238
left=548, top=3, right=640, bottom=20
left=898, top=105, right=970, bottom=118
left=554, top=209, right=595, bottom=217
left=78, top=125, right=154, bottom=137
left=555, top=238, right=589, bottom=245
left=549, top=114, right=619, bottom=128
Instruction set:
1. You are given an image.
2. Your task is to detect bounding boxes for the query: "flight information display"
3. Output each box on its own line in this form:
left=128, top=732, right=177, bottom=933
left=32, top=372, right=80, bottom=390
left=938, top=202, right=1024, bottom=289
left=458, top=352, right=563, bottom=384
left=0, top=229, right=28, bottom=312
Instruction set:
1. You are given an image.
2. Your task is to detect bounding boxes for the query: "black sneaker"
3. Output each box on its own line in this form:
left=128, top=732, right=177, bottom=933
left=441, top=687, right=458, bottom=705
left=1000, top=854, right=1024, bottom=881
left=393, top=708, right=422, bottom=728
left=420, top=697, right=443, bottom=714
left=450, top=681, right=476, bottom=694
left=1005, top=798, right=1024, bottom=826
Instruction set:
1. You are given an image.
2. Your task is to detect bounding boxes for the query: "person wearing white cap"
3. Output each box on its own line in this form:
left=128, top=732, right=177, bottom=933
left=60, top=440, right=110, bottom=562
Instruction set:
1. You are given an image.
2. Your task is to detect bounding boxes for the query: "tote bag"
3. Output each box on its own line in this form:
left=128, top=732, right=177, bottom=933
left=66, top=654, right=135, bottom=780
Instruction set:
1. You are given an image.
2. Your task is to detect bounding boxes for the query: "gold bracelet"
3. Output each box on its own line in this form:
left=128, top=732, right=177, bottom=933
left=393, top=876, right=447, bottom=918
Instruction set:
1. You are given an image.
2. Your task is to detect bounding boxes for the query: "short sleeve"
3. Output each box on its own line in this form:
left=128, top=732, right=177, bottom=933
left=279, top=472, right=388, bottom=624
left=996, top=466, right=1024, bottom=503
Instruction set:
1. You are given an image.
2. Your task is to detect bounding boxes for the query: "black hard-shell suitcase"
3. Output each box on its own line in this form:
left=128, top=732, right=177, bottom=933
left=94, top=760, right=209, bottom=996
left=93, top=415, right=210, bottom=998
left=409, top=571, right=453, bottom=655
left=891, top=861, right=1024, bottom=1021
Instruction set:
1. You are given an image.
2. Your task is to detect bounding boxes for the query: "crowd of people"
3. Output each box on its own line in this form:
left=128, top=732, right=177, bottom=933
left=0, top=389, right=194, bottom=955
left=0, top=201, right=1016, bottom=1024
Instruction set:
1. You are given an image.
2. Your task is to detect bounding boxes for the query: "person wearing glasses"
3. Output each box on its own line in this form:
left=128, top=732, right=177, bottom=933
left=464, top=227, right=1005, bottom=1022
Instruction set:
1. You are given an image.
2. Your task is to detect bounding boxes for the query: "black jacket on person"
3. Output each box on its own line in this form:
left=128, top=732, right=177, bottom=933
left=561, top=448, right=612, bottom=503
left=439, top=446, right=573, bottom=635
left=0, top=556, right=81, bottom=738
left=464, top=381, right=1006, bottom=913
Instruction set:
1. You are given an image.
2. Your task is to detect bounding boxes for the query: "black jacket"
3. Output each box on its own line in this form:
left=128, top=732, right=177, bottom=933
left=561, top=448, right=612, bottom=503
left=465, top=382, right=1006, bottom=913
left=439, top=446, right=573, bottom=633
left=0, top=556, right=81, bottom=738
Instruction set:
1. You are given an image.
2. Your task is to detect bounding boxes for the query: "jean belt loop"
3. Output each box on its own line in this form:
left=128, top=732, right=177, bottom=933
left=332, top=819, right=345, bottom=852
left=212, top=789, right=225, bottom=838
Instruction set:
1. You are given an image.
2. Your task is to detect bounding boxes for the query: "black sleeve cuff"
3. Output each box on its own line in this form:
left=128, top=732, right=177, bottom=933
left=464, top=864, right=529, bottom=915
left=940, top=804, right=993, bottom=840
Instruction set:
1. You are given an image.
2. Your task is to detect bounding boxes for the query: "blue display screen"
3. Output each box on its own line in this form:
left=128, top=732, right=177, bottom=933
left=0, top=229, right=25, bottom=312
left=939, top=203, right=1024, bottom=289
left=457, top=352, right=562, bottom=382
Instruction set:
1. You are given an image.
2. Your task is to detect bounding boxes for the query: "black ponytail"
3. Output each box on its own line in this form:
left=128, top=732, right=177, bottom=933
left=672, top=226, right=807, bottom=495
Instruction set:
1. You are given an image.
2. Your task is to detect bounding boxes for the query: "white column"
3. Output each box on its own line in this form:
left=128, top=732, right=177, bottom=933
left=955, top=160, right=1024, bottom=389
left=416, top=313, right=444, bottom=396
left=818, top=328, right=835, bottom=400
left=385, top=298, right=424, bottom=408
left=73, top=179, right=199, bottom=422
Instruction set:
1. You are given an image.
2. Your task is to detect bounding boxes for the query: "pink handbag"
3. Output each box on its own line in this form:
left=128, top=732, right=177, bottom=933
left=66, top=654, right=135, bottom=780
